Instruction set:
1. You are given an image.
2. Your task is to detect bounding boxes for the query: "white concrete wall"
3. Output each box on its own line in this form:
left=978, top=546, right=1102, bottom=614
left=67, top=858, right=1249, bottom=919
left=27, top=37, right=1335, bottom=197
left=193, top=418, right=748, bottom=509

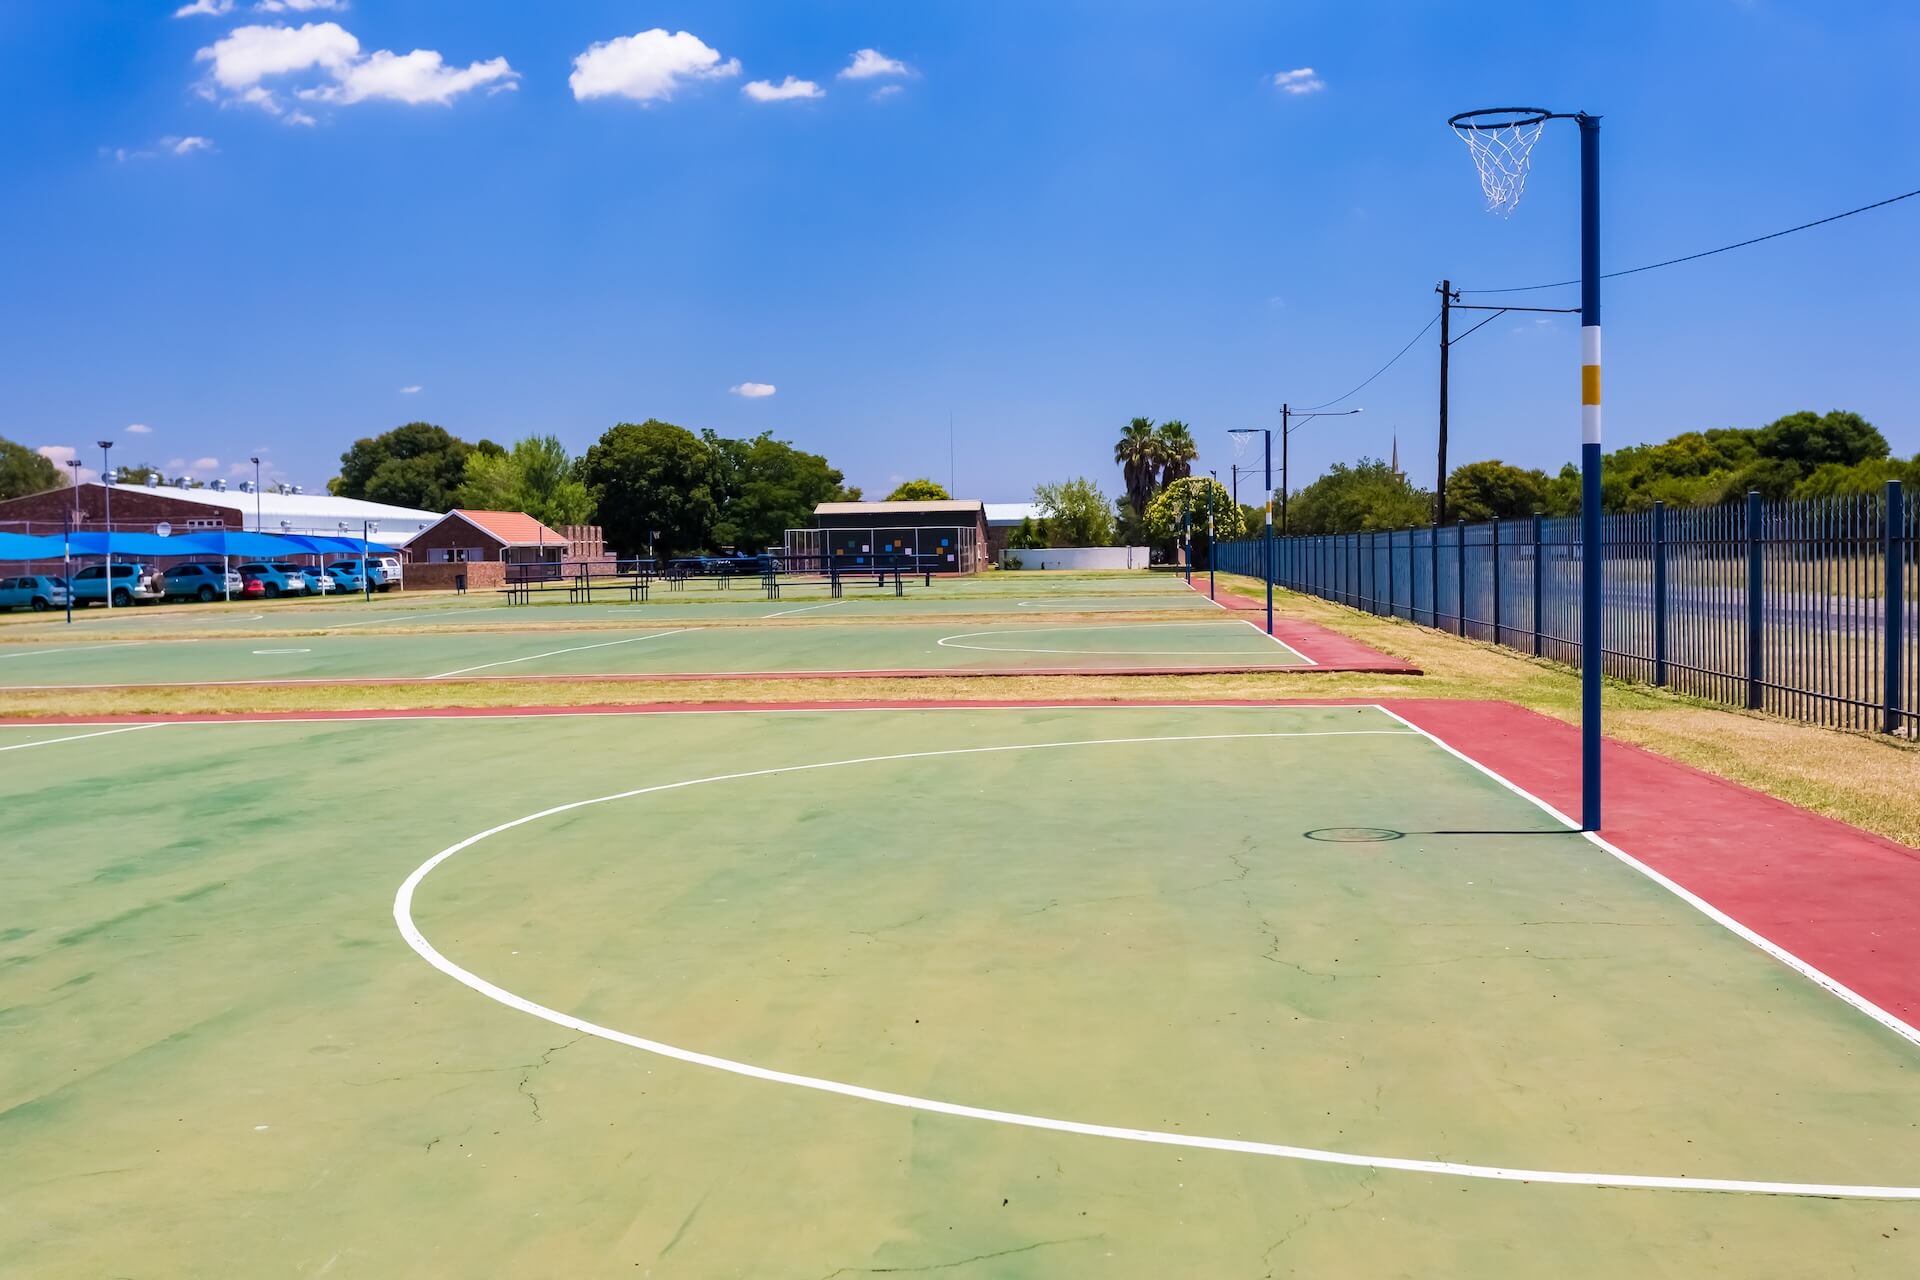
left=998, top=546, right=1150, bottom=571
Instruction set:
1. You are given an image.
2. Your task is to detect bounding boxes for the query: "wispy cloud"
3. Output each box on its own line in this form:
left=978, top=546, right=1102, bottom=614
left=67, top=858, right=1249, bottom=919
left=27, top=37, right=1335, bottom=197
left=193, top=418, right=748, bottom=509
left=743, top=76, right=823, bottom=103
left=871, top=84, right=904, bottom=102
left=177, top=0, right=347, bottom=14
left=195, top=22, right=516, bottom=122
left=104, top=135, right=215, bottom=163
left=399, top=385, right=422, bottom=394
left=839, top=48, right=913, bottom=80
left=1272, top=68, right=1325, bottom=95
left=730, top=382, right=777, bottom=398
left=174, top=0, right=235, bottom=15
left=569, top=29, right=739, bottom=104
left=126, top=423, right=153, bottom=435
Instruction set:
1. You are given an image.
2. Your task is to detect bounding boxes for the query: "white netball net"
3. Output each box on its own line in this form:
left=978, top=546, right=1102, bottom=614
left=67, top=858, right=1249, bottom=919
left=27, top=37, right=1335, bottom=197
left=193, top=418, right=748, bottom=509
left=1453, top=116, right=1546, bottom=215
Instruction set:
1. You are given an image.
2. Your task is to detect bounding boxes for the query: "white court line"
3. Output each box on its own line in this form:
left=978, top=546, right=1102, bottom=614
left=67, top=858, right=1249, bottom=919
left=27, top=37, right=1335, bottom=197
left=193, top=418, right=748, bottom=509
left=328, top=607, right=497, bottom=630
left=762, top=600, right=846, bottom=619
left=1372, top=703, right=1920, bottom=1052
left=393, top=723, right=1920, bottom=1200
left=428, top=629, right=696, bottom=679
left=0, top=723, right=162, bottom=753
left=0, top=642, right=149, bottom=661
left=936, top=622, right=1298, bottom=659
left=1237, top=617, right=1317, bottom=666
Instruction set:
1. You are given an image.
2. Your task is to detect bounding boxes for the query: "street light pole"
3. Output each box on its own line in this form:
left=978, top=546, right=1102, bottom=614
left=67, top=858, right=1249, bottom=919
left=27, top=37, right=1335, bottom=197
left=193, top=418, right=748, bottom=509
left=1278, top=405, right=1363, bottom=535
left=251, top=456, right=262, bottom=532
left=1206, top=469, right=1217, bottom=600
left=97, top=440, right=114, bottom=610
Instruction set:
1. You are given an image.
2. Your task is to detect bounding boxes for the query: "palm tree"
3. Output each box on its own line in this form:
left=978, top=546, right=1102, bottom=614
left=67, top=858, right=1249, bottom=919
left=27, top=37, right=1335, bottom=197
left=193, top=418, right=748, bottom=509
left=1155, top=420, right=1197, bottom=487
left=1113, top=417, right=1160, bottom=519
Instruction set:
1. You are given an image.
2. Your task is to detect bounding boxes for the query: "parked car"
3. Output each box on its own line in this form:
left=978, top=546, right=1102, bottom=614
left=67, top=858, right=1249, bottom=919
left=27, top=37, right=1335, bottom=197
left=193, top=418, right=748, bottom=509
left=240, top=577, right=268, bottom=600
left=236, top=562, right=309, bottom=598
left=330, top=556, right=402, bottom=592
left=159, top=562, right=244, bottom=602
left=0, top=574, right=70, bottom=612
left=322, top=563, right=366, bottom=593
left=72, top=563, right=165, bottom=607
left=298, top=566, right=337, bottom=595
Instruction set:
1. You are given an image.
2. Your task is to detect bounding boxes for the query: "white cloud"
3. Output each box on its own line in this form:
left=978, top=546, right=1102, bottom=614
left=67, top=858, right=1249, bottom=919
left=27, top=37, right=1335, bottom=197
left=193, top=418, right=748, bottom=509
left=198, top=22, right=359, bottom=92
left=1272, top=67, right=1325, bottom=95
left=399, top=385, right=422, bottom=394
left=36, top=446, right=97, bottom=484
left=104, top=135, right=215, bottom=163
left=870, top=84, right=903, bottom=102
left=569, top=29, right=740, bottom=103
left=730, top=382, right=777, bottom=398
left=192, top=456, right=221, bottom=471
left=195, top=22, right=514, bottom=120
left=743, top=76, right=823, bottom=103
left=257, top=0, right=347, bottom=11
left=126, top=423, right=153, bottom=435
left=174, top=0, right=235, bottom=15
left=302, top=48, right=518, bottom=106
left=839, top=48, right=912, bottom=80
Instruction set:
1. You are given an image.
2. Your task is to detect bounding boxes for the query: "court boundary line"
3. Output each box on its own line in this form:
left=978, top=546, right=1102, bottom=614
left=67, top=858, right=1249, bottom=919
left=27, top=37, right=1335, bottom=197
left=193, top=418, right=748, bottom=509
left=934, top=621, right=1309, bottom=662
left=1236, top=617, right=1317, bottom=665
left=0, top=723, right=162, bottom=752
left=388, top=716, right=1920, bottom=1199
left=1374, top=704, right=1920, bottom=1051
left=427, top=629, right=697, bottom=679
left=761, top=601, right=846, bottom=619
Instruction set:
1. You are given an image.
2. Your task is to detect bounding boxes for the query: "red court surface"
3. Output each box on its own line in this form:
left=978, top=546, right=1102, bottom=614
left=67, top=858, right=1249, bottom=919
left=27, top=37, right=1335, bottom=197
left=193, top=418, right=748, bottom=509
left=1189, top=580, right=1419, bottom=672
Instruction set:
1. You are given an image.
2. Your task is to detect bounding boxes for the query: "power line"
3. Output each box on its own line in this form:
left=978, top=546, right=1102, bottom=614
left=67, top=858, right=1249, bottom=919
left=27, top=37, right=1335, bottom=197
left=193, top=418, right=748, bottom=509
left=1459, top=186, right=1920, bottom=295
left=1298, top=311, right=1440, bottom=412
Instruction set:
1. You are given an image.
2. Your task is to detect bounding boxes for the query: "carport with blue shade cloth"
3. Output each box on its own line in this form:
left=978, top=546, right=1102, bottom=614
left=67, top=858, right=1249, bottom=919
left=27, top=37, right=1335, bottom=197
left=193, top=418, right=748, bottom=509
left=0, top=533, right=65, bottom=560
left=0, top=531, right=399, bottom=561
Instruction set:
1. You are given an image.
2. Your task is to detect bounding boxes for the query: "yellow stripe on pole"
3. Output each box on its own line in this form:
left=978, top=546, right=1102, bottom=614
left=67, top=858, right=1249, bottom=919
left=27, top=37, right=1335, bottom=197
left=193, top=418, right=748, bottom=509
left=1581, top=365, right=1602, bottom=405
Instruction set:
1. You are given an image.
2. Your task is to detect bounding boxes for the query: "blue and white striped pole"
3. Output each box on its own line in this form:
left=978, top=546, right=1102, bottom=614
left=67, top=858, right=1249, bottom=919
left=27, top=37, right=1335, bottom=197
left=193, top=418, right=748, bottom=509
left=1578, top=113, right=1603, bottom=831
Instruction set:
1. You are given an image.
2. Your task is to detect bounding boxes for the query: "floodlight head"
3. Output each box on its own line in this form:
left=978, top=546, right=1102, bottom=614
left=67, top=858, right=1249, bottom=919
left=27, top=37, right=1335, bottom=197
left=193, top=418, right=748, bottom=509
left=97, top=440, right=113, bottom=449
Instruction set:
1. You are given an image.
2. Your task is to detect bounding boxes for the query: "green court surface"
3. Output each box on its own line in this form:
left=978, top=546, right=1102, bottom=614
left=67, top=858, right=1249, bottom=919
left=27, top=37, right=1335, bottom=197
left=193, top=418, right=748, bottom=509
left=2, top=705, right=1917, bottom=1277
left=0, top=573, right=1219, bottom=640
left=0, top=620, right=1305, bottom=688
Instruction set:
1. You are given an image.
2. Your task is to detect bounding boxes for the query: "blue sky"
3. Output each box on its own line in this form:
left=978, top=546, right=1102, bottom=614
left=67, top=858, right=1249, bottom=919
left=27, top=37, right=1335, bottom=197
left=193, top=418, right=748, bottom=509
left=2, top=1, right=1915, bottom=502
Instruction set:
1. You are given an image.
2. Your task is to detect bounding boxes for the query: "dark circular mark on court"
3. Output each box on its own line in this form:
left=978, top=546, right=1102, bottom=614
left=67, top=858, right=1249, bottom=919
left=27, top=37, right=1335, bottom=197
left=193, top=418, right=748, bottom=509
left=1304, top=827, right=1405, bottom=843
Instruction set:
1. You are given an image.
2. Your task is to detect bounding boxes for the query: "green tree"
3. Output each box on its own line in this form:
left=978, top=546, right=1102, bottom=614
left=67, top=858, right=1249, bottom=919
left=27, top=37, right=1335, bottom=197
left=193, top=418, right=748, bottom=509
left=1113, top=417, right=1160, bottom=520
left=579, top=420, right=718, bottom=557
left=1445, top=460, right=1554, bottom=523
left=1755, top=410, right=1888, bottom=469
left=334, top=423, right=480, bottom=512
left=455, top=450, right=522, bottom=511
left=1143, top=476, right=1246, bottom=545
left=1155, top=420, right=1197, bottom=487
left=112, top=461, right=168, bottom=486
left=706, top=431, right=857, bottom=552
left=1796, top=454, right=1920, bottom=498
left=0, top=437, right=62, bottom=500
left=511, top=435, right=595, bottom=528
left=1288, top=458, right=1433, bottom=534
left=1031, top=477, right=1116, bottom=547
left=885, top=478, right=950, bottom=501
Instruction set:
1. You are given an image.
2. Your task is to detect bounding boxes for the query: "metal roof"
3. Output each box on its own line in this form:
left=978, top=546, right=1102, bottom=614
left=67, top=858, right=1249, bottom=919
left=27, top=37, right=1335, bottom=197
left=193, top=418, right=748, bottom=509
left=983, top=502, right=1043, bottom=525
left=814, top=500, right=985, bottom=516
left=108, top=483, right=443, bottom=543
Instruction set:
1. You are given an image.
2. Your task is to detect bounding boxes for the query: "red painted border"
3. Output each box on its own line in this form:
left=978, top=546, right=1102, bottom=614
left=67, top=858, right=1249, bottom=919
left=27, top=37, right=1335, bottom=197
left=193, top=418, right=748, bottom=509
left=7, top=695, right=1911, bottom=1032
left=1187, top=580, right=1416, bottom=672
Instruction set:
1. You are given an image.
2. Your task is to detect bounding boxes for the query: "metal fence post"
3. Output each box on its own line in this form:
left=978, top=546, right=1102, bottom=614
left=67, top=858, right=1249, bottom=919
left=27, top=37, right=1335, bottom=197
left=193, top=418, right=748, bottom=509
left=1746, top=490, right=1764, bottom=710
left=1888, top=480, right=1906, bottom=734
left=1531, top=512, right=1544, bottom=657
left=1456, top=518, right=1468, bottom=636
left=1388, top=528, right=1398, bottom=618
left=1652, top=500, right=1668, bottom=687
left=1430, top=526, right=1441, bottom=627
left=1490, top=518, right=1501, bottom=645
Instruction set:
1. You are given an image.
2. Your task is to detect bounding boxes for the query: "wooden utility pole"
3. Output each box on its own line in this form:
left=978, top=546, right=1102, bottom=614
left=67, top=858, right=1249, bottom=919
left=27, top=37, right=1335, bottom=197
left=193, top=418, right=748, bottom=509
left=1436, top=280, right=1456, bottom=526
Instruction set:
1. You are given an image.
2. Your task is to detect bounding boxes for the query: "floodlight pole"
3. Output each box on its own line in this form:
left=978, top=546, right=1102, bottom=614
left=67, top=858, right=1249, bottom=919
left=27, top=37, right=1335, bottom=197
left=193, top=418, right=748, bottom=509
left=98, top=440, right=113, bottom=611
left=1577, top=113, right=1603, bottom=832
left=1182, top=501, right=1192, bottom=583
left=1206, top=469, right=1217, bottom=600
